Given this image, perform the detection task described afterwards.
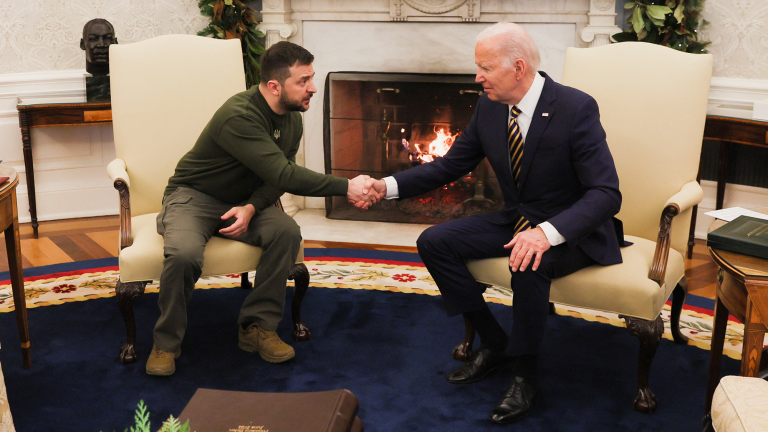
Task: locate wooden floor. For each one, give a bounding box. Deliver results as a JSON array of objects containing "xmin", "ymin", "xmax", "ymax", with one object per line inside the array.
[{"xmin": 0, "ymin": 215, "xmax": 719, "ymax": 300}]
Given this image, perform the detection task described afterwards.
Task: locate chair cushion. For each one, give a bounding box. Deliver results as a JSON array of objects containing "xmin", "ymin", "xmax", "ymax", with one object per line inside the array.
[
  {"xmin": 119, "ymin": 213, "xmax": 304, "ymax": 283},
  {"xmin": 712, "ymin": 376, "xmax": 768, "ymax": 432},
  {"xmin": 466, "ymin": 235, "xmax": 685, "ymax": 321}
]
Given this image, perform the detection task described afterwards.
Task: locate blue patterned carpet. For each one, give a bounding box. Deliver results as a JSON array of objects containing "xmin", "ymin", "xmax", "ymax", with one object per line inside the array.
[{"xmin": 0, "ymin": 251, "xmax": 739, "ymax": 432}]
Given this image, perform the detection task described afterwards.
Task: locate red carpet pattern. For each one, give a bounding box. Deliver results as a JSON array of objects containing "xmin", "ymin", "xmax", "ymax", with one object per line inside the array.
[{"xmin": 0, "ymin": 258, "xmax": 757, "ymax": 360}]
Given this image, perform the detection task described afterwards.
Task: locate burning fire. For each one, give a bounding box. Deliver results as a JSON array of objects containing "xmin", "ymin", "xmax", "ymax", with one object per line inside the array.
[{"xmin": 402, "ymin": 127, "xmax": 460, "ymax": 163}]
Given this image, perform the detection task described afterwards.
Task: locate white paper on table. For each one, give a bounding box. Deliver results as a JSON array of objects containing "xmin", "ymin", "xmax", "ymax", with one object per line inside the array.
[{"xmin": 704, "ymin": 207, "xmax": 768, "ymax": 222}]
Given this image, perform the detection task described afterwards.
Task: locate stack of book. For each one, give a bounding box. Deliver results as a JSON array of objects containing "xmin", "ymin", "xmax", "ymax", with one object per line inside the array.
[
  {"xmin": 707, "ymin": 215, "xmax": 768, "ymax": 260},
  {"xmin": 178, "ymin": 388, "xmax": 363, "ymax": 432}
]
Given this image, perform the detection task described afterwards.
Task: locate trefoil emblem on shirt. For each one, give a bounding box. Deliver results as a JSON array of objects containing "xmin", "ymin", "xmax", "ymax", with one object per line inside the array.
[{"xmin": 273, "ymin": 129, "xmax": 281, "ymax": 139}]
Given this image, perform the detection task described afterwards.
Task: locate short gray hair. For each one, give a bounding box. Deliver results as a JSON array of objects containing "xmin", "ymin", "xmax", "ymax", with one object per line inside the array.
[{"xmin": 477, "ymin": 23, "xmax": 540, "ymax": 75}]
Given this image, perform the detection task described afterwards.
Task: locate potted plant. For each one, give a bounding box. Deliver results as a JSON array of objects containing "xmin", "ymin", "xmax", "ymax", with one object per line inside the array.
[
  {"xmin": 613, "ymin": 0, "xmax": 710, "ymax": 53},
  {"xmin": 198, "ymin": 0, "xmax": 266, "ymax": 87}
]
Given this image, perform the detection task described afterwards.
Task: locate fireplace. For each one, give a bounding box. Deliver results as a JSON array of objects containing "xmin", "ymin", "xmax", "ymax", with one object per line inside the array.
[{"xmin": 324, "ymin": 72, "xmax": 503, "ymax": 224}]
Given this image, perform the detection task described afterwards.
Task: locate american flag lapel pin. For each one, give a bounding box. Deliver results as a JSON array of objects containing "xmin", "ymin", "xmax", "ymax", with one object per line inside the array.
[{"xmin": 542, "ymin": 113, "xmax": 549, "ymax": 117}]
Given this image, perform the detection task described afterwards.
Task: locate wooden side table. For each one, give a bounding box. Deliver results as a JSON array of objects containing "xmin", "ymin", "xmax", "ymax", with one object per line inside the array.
[
  {"xmin": 16, "ymin": 99, "xmax": 112, "ymax": 238},
  {"xmin": 687, "ymin": 112, "xmax": 768, "ymax": 259},
  {"xmin": 0, "ymin": 165, "xmax": 32, "ymax": 369},
  {"xmin": 705, "ymin": 213, "xmax": 768, "ymax": 412}
]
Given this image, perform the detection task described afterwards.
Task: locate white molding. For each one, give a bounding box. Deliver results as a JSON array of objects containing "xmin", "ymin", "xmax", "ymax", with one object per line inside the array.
[
  {"xmin": 0, "ymin": 69, "xmax": 87, "ymax": 114},
  {"xmin": 709, "ymin": 76, "xmax": 768, "ymax": 104},
  {"xmin": 16, "ymin": 187, "xmax": 119, "ymax": 223},
  {"xmin": 0, "ymin": 69, "xmax": 86, "ymax": 87},
  {"xmin": 0, "ymin": 68, "xmax": 117, "ymax": 222}
]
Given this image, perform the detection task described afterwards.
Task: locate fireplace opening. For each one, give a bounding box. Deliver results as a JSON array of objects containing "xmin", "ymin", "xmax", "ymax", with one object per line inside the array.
[{"xmin": 323, "ymin": 72, "xmax": 503, "ymax": 224}]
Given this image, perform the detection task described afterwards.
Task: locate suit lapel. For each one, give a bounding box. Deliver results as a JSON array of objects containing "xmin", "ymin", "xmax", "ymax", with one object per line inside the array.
[{"xmin": 517, "ymin": 73, "xmax": 557, "ymax": 193}]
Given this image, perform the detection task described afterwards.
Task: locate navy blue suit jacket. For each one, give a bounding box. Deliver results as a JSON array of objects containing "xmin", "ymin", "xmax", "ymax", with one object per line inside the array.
[{"xmin": 393, "ymin": 72, "xmax": 623, "ymax": 266}]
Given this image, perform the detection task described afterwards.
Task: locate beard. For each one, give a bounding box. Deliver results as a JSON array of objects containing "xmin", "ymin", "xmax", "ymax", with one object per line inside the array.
[{"xmin": 279, "ymin": 92, "xmax": 309, "ymax": 112}]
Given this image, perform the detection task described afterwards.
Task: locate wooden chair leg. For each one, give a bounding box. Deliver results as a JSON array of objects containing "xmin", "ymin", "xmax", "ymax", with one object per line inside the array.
[
  {"xmin": 621, "ymin": 314, "xmax": 664, "ymax": 414},
  {"xmin": 452, "ymin": 317, "xmax": 475, "ymax": 361},
  {"xmin": 116, "ymin": 279, "xmax": 148, "ymax": 364},
  {"xmin": 240, "ymin": 272, "xmax": 252, "ymax": 289},
  {"xmin": 289, "ymin": 263, "xmax": 311, "ymax": 341},
  {"xmin": 671, "ymin": 280, "xmax": 689, "ymax": 345},
  {"xmin": 687, "ymin": 204, "xmax": 698, "ymax": 259}
]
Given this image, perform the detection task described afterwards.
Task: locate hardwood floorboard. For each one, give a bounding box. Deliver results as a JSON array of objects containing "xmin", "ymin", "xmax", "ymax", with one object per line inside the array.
[
  {"xmin": 84, "ymin": 231, "xmax": 119, "ymax": 257},
  {"xmin": 49, "ymin": 235, "xmax": 97, "ymax": 262},
  {"xmin": 19, "ymin": 237, "xmax": 73, "ymax": 267},
  {"xmin": 303, "ymin": 239, "xmax": 418, "ymax": 253},
  {"xmin": 69, "ymin": 233, "xmax": 114, "ymax": 260},
  {"xmin": 19, "ymin": 225, "xmax": 117, "ymax": 241}
]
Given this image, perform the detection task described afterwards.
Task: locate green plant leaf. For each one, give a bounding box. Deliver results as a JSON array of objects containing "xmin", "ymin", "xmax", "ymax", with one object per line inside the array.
[
  {"xmin": 637, "ymin": 28, "xmax": 648, "ymax": 40},
  {"xmin": 224, "ymin": 0, "xmax": 233, "ymax": 5},
  {"xmin": 646, "ymin": 5, "xmax": 672, "ymax": 20},
  {"xmin": 210, "ymin": 24, "xmax": 224, "ymax": 39},
  {"xmin": 631, "ymin": 6, "xmax": 645, "ymax": 33},
  {"xmin": 624, "ymin": 1, "xmax": 636, "ymax": 9},
  {"xmin": 130, "ymin": 400, "xmax": 151, "ymax": 432},
  {"xmin": 674, "ymin": 2, "xmax": 685, "ymax": 23}
]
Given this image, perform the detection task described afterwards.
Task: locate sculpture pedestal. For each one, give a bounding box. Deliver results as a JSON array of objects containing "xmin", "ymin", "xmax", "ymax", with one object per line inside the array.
[{"xmin": 85, "ymin": 75, "xmax": 111, "ymax": 102}]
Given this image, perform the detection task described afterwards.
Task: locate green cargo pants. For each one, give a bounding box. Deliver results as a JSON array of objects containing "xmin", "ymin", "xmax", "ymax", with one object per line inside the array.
[{"xmin": 153, "ymin": 187, "xmax": 301, "ymax": 352}]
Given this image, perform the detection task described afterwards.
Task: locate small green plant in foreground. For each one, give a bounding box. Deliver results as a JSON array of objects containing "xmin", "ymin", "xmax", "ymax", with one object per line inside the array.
[{"xmin": 103, "ymin": 400, "xmax": 191, "ymax": 432}]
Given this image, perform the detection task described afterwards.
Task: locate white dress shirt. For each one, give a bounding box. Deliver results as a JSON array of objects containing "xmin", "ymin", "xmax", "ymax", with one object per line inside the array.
[{"xmin": 383, "ymin": 72, "xmax": 565, "ymax": 246}]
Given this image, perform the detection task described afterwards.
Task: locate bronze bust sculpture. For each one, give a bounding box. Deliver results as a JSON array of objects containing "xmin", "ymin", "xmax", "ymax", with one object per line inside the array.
[{"xmin": 80, "ymin": 19, "xmax": 118, "ymax": 76}]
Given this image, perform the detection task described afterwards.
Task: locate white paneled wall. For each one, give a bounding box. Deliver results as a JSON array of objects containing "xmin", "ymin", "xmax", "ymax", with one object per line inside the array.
[
  {"xmin": 0, "ymin": 70, "xmax": 120, "ymax": 222},
  {"xmin": 0, "ymin": 0, "xmax": 207, "ymax": 223}
]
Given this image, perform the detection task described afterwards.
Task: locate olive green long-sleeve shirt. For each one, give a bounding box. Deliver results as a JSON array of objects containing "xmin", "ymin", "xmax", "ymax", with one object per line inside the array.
[{"xmin": 165, "ymin": 86, "xmax": 347, "ymax": 212}]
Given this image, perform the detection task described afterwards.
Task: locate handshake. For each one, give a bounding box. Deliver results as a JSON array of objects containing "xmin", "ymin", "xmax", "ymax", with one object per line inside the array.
[{"xmin": 346, "ymin": 175, "xmax": 387, "ymax": 211}]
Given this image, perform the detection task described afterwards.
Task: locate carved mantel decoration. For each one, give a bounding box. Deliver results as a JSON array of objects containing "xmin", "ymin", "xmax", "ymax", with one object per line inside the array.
[
  {"xmin": 257, "ymin": 0, "xmax": 298, "ymax": 48},
  {"xmin": 584, "ymin": 0, "xmax": 622, "ymax": 47},
  {"xmin": 390, "ymin": 0, "xmax": 479, "ymax": 22}
]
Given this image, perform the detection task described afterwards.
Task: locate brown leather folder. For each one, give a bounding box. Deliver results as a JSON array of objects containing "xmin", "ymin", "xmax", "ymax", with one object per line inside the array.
[{"xmin": 178, "ymin": 388, "xmax": 363, "ymax": 432}]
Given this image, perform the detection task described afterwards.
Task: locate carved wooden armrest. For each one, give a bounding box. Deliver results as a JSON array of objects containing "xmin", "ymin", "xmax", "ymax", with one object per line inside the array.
[
  {"xmin": 107, "ymin": 158, "xmax": 132, "ymax": 250},
  {"xmin": 648, "ymin": 181, "xmax": 704, "ymax": 286}
]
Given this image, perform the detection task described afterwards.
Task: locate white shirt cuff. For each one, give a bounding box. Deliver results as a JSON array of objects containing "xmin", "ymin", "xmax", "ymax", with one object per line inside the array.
[
  {"xmin": 383, "ymin": 176, "xmax": 399, "ymax": 199},
  {"xmin": 538, "ymin": 222, "xmax": 565, "ymax": 246}
]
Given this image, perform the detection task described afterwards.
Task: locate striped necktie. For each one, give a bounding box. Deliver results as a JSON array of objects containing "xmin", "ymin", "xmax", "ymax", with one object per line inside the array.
[{"xmin": 508, "ymin": 105, "xmax": 530, "ymax": 236}]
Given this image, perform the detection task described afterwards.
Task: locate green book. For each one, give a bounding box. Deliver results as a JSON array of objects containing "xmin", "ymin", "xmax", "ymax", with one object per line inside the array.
[{"xmin": 707, "ymin": 215, "xmax": 768, "ymax": 260}]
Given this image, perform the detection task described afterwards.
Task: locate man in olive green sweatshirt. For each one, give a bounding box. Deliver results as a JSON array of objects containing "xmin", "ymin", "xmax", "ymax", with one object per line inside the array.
[{"xmin": 146, "ymin": 41, "xmax": 378, "ymax": 376}]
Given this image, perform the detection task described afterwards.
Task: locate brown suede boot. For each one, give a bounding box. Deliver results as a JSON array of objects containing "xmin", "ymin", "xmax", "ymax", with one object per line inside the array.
[
  {"xmin": 145, "ymin": 344, "xmax": 181, "ymax": 376},
  {"xmin": 238, "ymin": 324, "xmax": 295, "ymax": 363}
]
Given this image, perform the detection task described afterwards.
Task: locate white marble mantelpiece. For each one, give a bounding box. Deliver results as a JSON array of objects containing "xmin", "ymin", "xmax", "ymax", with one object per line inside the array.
[{"xmin": 263, "ymin": 0, "xmax": 620, "ymax": 210}]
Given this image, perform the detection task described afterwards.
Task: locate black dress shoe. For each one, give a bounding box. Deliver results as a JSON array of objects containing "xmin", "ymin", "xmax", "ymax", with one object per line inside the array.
[
  {"xmin": 489, "ymin": 375, "xmax": 539, "ymax": 424},
  {"xmin": 447, "ymin": 347, "xmax": 513, "ymax": 384}
]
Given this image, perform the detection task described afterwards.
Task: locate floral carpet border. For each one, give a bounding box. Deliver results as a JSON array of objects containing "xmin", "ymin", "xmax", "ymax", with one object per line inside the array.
[{"xmin": 0, "ymin": 259, "xmax": 753, "ymax": 360}]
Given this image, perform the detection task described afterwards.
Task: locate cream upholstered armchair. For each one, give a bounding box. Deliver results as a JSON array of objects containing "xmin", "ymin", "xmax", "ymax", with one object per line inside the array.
[
  {"xmin": 107, "ymin": 35, "xmax": 310, "ymax": 365},
  {"xmin": 459, "ymin": 42, "xmax": 713, "ymax": 413}
]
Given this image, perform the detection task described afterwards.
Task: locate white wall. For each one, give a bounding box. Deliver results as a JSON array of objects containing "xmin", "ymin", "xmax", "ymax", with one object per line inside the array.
[{"xmin": 2, "ymin": 0, "xmax": 768, "ymax": 232}]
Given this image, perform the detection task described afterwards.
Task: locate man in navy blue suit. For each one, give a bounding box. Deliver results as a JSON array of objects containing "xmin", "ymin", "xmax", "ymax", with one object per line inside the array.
[{"xmin": 363, "ymin": 23, "xmax": 624, "ymax": 423}]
